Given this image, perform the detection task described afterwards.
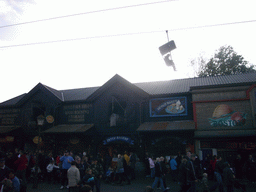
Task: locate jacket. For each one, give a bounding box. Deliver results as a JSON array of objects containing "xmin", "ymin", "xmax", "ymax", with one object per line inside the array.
[
  {"xmin": 67, "ymin": 166, "xmax": 80, "ymax": 187},
  {"xmin": 154, "ymin": 162, "xmax": 163, "ymax": 177},
  {"xmin": 14, "ymin": 155, "xmax": 28, "ymax": 171}
]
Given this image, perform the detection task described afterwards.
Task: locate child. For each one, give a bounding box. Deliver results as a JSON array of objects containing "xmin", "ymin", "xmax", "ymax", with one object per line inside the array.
[
  {"xmin": 46, "ymin": 160, "xmax": 59, "ymax": 184},
  {"xmin": 79, "ymin": 168, "xmax": 95, "ymax": 189},
  {"xmin": 202, "ymin": 173, "xmax": 210, "ymax": 192}
]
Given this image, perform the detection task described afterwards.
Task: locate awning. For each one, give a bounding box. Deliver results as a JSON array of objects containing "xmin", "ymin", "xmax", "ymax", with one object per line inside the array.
[
  {"xmin": 137, "ymin": 121, "xmax": 195, "ymax": 131},
  {"xmin": 0, "ymin": 126, "xmax": 20, "ymax": 134},
  {"xmin": 195, "ymin": 129, "xmax": 256, "ymax": 138},
  {"xmin": 44, "ymin": 124, "xmax": 94, "ymax": 133}
]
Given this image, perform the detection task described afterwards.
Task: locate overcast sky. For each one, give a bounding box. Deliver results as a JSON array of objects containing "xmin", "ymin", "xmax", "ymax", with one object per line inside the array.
[{"xmin": 1, "ymin": 0, "xmax": 256, "ymax": 103}]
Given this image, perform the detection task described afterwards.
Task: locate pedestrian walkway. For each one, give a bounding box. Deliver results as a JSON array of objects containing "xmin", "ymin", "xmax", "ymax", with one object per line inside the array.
[
  {"xmin": 27, "ymin": 174, "xmax": 180, "ymax": 192},
  {"xmin": 27, "ymin": 174, "xmax": 256, "ymax": 192}
]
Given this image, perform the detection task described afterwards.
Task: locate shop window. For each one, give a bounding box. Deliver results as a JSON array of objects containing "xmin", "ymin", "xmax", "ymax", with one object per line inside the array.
[{"xmin": 109, "ymin": 97, "xmax": 126, "ymax": 127}]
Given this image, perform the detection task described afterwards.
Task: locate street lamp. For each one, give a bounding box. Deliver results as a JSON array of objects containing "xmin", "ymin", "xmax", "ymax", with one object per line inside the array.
[{"xmin": 32, "ymin": 115, "xmax": 44, "ymax": 188}]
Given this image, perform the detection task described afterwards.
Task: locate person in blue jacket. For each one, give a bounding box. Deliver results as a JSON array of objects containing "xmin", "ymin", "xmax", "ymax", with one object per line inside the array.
[
  {"xmin": 60, "ymin": 151, "xmax": 74, "ymax": 190},
  {"xmin": 170, "ymin": 156, "xmax": 178, "ymax": 182}
]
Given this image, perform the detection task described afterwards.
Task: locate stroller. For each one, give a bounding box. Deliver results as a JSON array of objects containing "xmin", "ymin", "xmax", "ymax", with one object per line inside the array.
[{"xmin": 105, "ymin": 168, "xmax": 116, "ymax": 184}]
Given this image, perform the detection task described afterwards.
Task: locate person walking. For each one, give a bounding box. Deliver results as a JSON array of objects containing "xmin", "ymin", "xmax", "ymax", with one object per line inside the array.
[
  {"xmin": 151, "ymin": 158, "xmax": 168, "ymax": 192},
  {"xmin": 186, "ymin": 154, "xmax": 198, "ymax": 192}
]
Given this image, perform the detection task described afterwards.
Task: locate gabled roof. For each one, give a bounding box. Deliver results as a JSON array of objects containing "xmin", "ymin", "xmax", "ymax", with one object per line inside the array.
[
  {"xmin": 60, "ymin": 87, "xmax": 99, "ymax": 102},
  {"xmin": 0, "ymin": 94, "xmax": 27, "ymax": 107},
  {"xmin": 86, "ymin": 74, "xmax": 149, "ymax": 102},
  {"xmin": 1, "ymin": 73, "xmax": 256, "ymax": 107},
  {"xmin": 15, "ymin": 83, "xmax": 63, "ymax": 106}
]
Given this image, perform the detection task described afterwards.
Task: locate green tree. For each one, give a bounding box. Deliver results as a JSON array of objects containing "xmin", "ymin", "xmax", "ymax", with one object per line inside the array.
[{"xmin": 197, "ymin": 45, "xmax": 255, "ymax": 77}]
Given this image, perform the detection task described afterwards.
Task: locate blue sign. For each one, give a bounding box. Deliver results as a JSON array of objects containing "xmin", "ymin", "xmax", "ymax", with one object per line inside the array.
[
  {"xmin": 103, "ymin": 136, "xmax": 134, "ymax": 145},
  {"xmin": 150, "ymin": 97, "xmax": 187, "ymax": 117}
]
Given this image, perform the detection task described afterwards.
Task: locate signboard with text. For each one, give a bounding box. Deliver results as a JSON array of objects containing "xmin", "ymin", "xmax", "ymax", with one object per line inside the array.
[
  {"xmin": 62, "ymin": 104, "xmax": 92, "ymax": 123},
  {"xmin": 150, "ymin": 97, "xmax": 187, "ymax": 117},
  {"xmin": 0, "ymin": 108, "xmax": 20, "ymax": 125}
]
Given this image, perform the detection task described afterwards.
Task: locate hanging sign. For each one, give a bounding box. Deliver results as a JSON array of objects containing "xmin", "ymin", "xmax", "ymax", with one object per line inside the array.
[
  {"xmin": 103, "ymin": 136, "xmax": 134, "ymax": 145},
  {"xmin": 33, "ymin": 136, "xmax": 42, "ymax": 144},
  {"xmin": 46, "ymin": 115, "xmax": 54, "ymax": 124}
]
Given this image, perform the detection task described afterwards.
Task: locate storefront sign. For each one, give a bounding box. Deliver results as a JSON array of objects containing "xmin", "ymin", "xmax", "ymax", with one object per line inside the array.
[
  {"xmin": 103, "ymin": 136, "xmax": 134, "ymax": 145},
  {"xmin": 0, "ymin": 136, "xmax": 14, "ymax": 143},
  {"xmin": 201, "ymin": 141, "xmax": 256, "ymax": 149},
  {"xmin": 63, "ymin": 104, "xmax": 92, "ymax": 123},
  {"xmin": 208, "ymin": 104, "xmax": 247, "ymax": 127},
  {"xmin": 150, "ymin": 97, "xmax": 187, "ymax": 117},
  {"xmin": 0, "ymin": 108, "xmax": 20, "ymax": 125}
]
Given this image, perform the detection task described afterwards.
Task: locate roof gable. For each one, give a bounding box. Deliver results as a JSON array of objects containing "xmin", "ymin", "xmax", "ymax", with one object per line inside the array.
[
  {"xmin": 16, "ymin": 83, "xmax": 63, "ymax": 106},
  {"xmin": 0, "ymin": 94, "xmax": 27, "ymax": 107},
  {"xmin": 86, "ymin": 74, "xmax": 149, "ymax": 102}
]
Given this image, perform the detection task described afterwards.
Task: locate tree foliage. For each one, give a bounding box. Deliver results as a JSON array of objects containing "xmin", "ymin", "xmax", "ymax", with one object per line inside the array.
[{"xmin": 197, "ymin": 46, "xmax": 255, "ymax": 77}]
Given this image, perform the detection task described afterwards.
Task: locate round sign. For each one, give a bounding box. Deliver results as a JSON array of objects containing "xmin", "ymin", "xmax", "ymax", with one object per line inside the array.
[
  {"xmin": 33, "ymin": 136, "xmax": 42, "ymax": 144},
  {"xmin": 46, "ymin": 115, "xmax": 54, "ymax": 123},
  {"xmin": 70, "ymin": 137, "xmax": 80, "ymax": 144}
]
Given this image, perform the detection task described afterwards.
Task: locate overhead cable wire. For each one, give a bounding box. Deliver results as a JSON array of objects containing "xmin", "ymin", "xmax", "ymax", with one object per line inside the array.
[
  {"xmin": 0, "ymin": 0, "xmax": 177, "ymax": 29},
  {"xmin": 1, "ymin": 19, "xmax": 256, "ymax": 49}
]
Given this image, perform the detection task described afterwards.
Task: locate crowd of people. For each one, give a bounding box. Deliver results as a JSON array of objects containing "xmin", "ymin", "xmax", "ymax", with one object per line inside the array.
[
  {"xmin": 0, "ymin": 148, "xmax": 138, "ymax": 192},
  {"xmin": 0, "ymin": 147, "xmax": 256, "ymax": 192},
  {"xmin": 144, "ymin": 151, "xmax": 256, "ymax": 192}
]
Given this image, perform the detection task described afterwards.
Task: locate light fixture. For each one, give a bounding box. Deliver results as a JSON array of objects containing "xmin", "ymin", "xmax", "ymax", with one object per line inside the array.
[{"xmin": 37, "ymin": 115, "xmax": 45, "ymax": 126}]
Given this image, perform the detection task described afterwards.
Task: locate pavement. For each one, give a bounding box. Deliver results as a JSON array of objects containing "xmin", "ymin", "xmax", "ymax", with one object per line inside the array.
[{"xmin": 27, "ymin": 173, "xmax": 256, "ymax": 192}]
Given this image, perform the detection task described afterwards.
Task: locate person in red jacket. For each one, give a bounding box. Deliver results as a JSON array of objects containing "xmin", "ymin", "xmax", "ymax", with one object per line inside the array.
[{"xmin": 14, "ymin": 150, "xmax": 28, "ymax": 186}]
